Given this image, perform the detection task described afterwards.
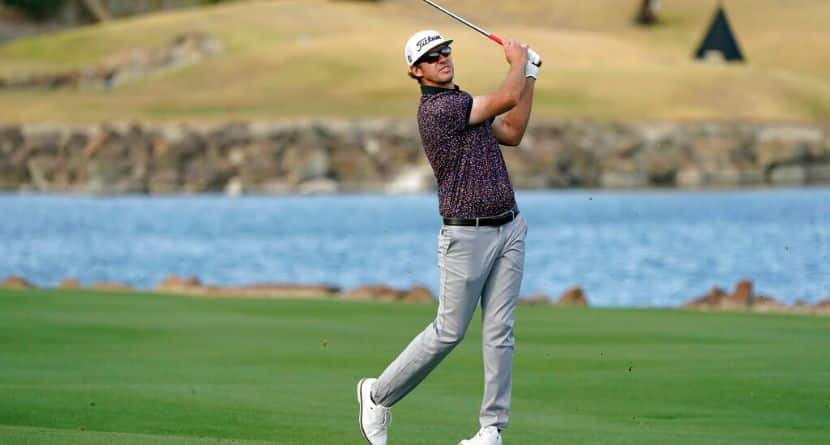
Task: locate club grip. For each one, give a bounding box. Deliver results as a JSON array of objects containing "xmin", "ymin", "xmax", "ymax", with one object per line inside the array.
[
  {"xmin": 492, "ymin": 34, "xmax": 542, "ymax": 67},
  {"xmin": 488, "ymin": 34, "xmax": 504, "ymax": 45}
]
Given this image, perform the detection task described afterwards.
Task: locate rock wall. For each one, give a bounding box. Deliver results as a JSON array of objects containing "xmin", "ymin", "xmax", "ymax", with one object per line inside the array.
[
  {"xmin": 4, "ymin": 274, "xmax": 828, "ymax": 315},
  {"xmin": 1, "ymin": 120, "xmax": 829, "ymax": 194}
]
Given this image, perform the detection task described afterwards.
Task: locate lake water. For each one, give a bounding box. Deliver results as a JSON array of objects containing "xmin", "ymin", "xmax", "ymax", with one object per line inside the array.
[{"xmin": 1, "ymin": 188, "xmax": 828, "ymax": 307}]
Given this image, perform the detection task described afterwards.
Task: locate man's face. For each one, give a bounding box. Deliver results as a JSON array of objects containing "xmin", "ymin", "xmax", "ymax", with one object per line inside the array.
[{"xmin": 411, "ymin": 44, "xmax": 454, "ymax": 86}]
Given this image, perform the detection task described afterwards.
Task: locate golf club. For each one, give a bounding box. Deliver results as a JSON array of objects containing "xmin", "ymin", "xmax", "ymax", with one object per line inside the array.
[{"xmin": 420, "ymin": 0, "xmax": 542, "ymax": 67}]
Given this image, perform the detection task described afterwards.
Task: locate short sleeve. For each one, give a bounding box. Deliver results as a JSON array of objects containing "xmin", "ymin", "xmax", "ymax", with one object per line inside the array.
[{"xmin": 420, "ymin": 92, "xmax": 473, "ymax": 134}]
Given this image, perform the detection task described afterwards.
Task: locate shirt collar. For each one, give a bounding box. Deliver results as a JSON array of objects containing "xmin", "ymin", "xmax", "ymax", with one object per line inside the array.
[{"xmin": 421, "ymin": 84, "xmax": 460, "ymax": 95}]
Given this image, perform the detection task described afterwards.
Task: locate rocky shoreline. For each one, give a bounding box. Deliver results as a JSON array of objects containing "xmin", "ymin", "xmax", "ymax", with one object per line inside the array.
[
  {"xmin": 3, "ymin": 275, "xmax": 828, "ymax": 316},
  {"xmin": 2, "ymin": 120, "xmax": 829, "ymax": 194}
]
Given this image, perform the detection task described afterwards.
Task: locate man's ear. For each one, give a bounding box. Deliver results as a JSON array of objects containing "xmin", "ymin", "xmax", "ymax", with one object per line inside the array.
[{"xmin": 409, "ymin": 65, "xmax": 423, "ymax": 79}]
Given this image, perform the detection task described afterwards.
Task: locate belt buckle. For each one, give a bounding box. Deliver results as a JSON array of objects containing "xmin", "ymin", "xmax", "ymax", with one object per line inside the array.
[{"xmin": 475, "ymin": 217, "xmax": 480, "ymax": 228}]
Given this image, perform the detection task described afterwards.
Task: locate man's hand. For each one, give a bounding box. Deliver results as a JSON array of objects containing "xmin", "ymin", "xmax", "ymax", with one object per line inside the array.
[
  {"xmin": 503, "ymin": 39, "xmax": 528, "ymax": 67},
  {"xmin": 525, "ymin": 47, "xmax": 541, "ymax": 79}
]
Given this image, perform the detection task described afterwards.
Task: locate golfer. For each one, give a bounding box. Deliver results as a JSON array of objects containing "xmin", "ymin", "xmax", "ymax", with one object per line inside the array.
[{"xmin": 358, "ymin": 30, "xmax": 538, "ymax": 445}]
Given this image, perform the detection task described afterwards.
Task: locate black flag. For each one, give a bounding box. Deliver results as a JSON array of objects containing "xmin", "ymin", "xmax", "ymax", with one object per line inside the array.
[{"xmin": 694, "ymin": 5, "xmax": 745, "ymax": 62}]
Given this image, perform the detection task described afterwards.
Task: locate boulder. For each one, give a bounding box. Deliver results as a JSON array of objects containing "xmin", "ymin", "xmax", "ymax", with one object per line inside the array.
[
  {"xmin": 682, "ymin": 287, "xmax": 727, "ymax": 309},
  {"xmin": 757, "ymin": 126, "xmax": 824, "ymax": 145},
  {"xmin": 736, "ymin": 168, "xmax": 765, "ymax": 186},
  {"xmin": 676, "ymin": 166, "xmax": 705, "ymax": 188},
  {"xmin": 547, "ymin": 143, "xmax": 602, "ymax": 188},
  {"xmin": 642, "ymin": 148, "xmax": 681, "ymax": 186},
  {"xmin": 813, "ymin": 299, "xmax": 830, "ymax": 314},
  {"xmin": 689, "ymin": 135, "xmax": 741, "ymax": 167},
  {"xmin": 89, "ymin": 282, "xmax": 133, "ymax": 292},
  {"xmin": 684, "ymin": 281, "xmax": 792, "ymax": 314},
  {"xmin": 329, "ymin": 144, "xmax": 383, "ymax": 187},
  {"xmin": 386, "ymin": 164, "xmax": 435, "ymax": 194},
  {"xmin": 0, "ymin": 153, "xmax": 28, "ymax": 188},
  {"xmin": 85, "ymin": 159, "xmax": 147, "ymax": 194},
  {"xmin": 224, "ymin": 176, "xmax": 245, "ymax": 196},
  {"xmin": 703, "ymin": 166, "xmax": 743, "ymax": 187},
  {"xmin": 181, "ymin": 157, "xmax": 234, "ymax": 193},
  {"xmin": 363, "ymin": 134, "xmax": 421, "ymax": 179},
  {"xmin": 260, "ymin": 180, "xmax": 293, "ymax": 194},
  {"xmin": 554, "ymin": 286, "xmax": 589, "ymax": 307},
  {"xmin": 183, "ymin": 276, "xmax": 202, "ymax": 286},
  {"xmin": 298, "ymin": 178, "xmax": 339, "ymax": 194},
  {"xmin": 236, "ymin": 141, "xmax": 283, "ymax": 185},
  {"xmin": 724, "ymin": 279, "xmax": 753, "ymax": 308},
  {"xmin": 343, "ymin": 285, "xmax": 406, "ymax": 302},
  {"xmin": 155, "ymin": 275, "xmax": 203, "ymax": 294},
  {"xmin": 62, "ymin": 130, "xmax": 91, "ymax": 157},
  {"xmin": 600, "ymin": 170, "xmax": 649, "ymax": 188},
  {"xmin": 81, "ymin": 128, "xmax": 112, "ymax": 159},
  {"xmin": 403, "ymin": 285, "xmax": 435, "ymax": 303},
  {"xmin": 58, "ymin": 278, "xmax": 81, "ymax": 289},
  {"xmin": 152, "ymin": 124, "xmax": 207, "ymax": 166},
  {"xmin": 21, "ymin": 123, "xmax": 65, "ymax": 156},
  {"xmin": 752, "ymin": 295, "xmax": 787, "ymax": 313},
  {"xmin": 205, "ymin": 283, "xmax": 339, "ymax": 299},
  {"xmin": 280, "ymin": 145, "xmax": 330, "ymax": 184},
  {"xmin": 147, "ymin": 168, "xmax": 180, "ymax": 194},
  {"xmin": 723, "ymin": 279, "xmax": 788, "ymax": 312},
  {"xmin": 499, "ymin": 136, "xmax": 559, "ymax": 189},
  {"xmin": 208, "ymin": 121, "xmax": 251, "ymax": 152},
  {"xmin": 519, "ymin": 293, "xmax": 550, "ymax": 306},
  {"xmin": 2, "ymin": 275, "xmax": 33, "ymax": 289},
  {"xmin": 154, "ymin": 276, "xmax": 346, "ymax": 298},
  {"xmin": 755, "ymin": 126, "xmax": 823, "ymax": 168},
  {"xmin": 769, "ymin": 165, "xmax": 807, "ymax": 186},
  {"xmin": 0, "ymin": 124, "xmax": 23, "ymax": 154},
  {"xmin": 806, "ymin": 163, "xmax": 830, "ymax": 184}
]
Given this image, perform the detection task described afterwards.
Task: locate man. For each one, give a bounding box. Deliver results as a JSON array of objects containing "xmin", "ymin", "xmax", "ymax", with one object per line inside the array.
[{"xmin": 358, "ymin": 29, "xmax": 539, "ymax": 445}]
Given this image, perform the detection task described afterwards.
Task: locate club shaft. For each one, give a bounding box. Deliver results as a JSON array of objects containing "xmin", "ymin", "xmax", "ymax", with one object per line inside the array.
[
  {"xmin": 420, "ymin": 0, "xmax": 493, "ymax": 39},
  {"xmin": 419, "ymin": 0, "xmax": 542, "ymax": 66}
]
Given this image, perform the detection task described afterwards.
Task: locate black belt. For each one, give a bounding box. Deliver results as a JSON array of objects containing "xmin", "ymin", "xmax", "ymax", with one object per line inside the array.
[{"xmin": 443, "ymin": 207, "xmax": 520, "ymax": 227}]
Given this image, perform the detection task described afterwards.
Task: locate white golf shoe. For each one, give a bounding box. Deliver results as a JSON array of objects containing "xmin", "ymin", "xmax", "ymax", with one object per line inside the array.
[
  {"xmin": 459, "ymin": 426, "xmax": 502, "ymax": 445},
  {"xmin": 357, "ymin": 378, "xmax": 390, "ymax": 445}
]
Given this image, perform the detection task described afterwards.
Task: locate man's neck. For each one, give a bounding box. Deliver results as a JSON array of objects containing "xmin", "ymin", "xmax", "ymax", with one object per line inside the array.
[{"xmin": 422, "ymin": 80, "xmax": 455, "ymax": 90}]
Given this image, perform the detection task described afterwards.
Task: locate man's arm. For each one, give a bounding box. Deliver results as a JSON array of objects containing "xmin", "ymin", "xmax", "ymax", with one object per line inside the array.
[
  {"xmin": 468, "ymin": 39, "xmax": 527, "ymax": 127},
  {"xmin": 491, "ymin": 77, "xmax": 535, "ymax": 146}
]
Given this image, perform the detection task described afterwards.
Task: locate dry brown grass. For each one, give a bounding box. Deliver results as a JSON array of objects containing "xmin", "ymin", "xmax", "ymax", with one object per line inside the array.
[{"xmin": 1, "ymin": 0, "xmax": 829, "ymax": 123}]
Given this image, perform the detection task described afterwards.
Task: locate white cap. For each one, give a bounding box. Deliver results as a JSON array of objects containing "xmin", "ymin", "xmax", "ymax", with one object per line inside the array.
[{"xmin": 404, "ymin": 30, "xmax": 453, "ymax": 67}]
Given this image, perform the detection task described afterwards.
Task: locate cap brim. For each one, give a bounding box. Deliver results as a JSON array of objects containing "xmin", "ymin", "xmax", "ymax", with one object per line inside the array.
[{"xmin": 410, "ymin": 39, "xmax": 454, "ymax": 66}]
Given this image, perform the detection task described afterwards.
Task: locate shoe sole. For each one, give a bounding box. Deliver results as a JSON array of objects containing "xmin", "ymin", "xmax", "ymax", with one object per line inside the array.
[{"xmin": 357, "ymin": 378, "xmax": 373, "ymax": 445}]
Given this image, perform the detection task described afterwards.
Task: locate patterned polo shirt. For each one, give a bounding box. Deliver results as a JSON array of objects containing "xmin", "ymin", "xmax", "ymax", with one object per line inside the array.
[{"xmin": 417, "ymin": 85, "xmax": 517, "ymax": 218}]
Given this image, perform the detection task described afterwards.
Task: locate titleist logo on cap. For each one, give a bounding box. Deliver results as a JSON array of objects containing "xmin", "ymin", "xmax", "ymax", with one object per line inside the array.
[{"xmin": 417, "ymin": 35, "xmax": 441, "ymax": 50}]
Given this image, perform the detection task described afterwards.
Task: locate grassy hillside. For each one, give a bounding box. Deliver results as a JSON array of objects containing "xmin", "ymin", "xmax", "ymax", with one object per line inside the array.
[
  {"xmin": 1, "ymin": 0, "xmax": 830, "ymax": 122},
  {"xmin": 1, "ymin": 288, "xmax": 828, "ymax": 444}
]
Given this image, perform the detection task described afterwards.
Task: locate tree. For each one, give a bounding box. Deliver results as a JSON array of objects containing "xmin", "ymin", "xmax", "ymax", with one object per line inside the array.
[
  {"xmin": 3, "ymin": 0, "xmax": 66, "ymax": 20},
  {"xmin": 80, "ymin": 0, "xmax": 111, "ymax": 22},
  {"xmin": 634, "ymin": 0, "xmax": 661, "ymax": 26}
]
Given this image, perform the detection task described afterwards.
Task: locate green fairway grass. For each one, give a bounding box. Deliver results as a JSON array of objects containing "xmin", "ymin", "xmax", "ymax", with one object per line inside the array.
[
  {"xmin": 1, "ymin": 288, "xmax": 828, "ymax": 444},
  {"xmin": 2, "ymin": 0, "xmax": 830, "ymax": 122}
]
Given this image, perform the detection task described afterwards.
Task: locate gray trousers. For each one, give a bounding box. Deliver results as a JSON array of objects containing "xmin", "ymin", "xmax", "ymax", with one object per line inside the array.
[{"xmin": 372, "ymin": 215, "xmax": 527, "ymax": 431}]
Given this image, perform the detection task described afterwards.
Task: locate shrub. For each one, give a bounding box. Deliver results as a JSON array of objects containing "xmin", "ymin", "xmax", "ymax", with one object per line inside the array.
[{"xmin": 3, "ymin": 0, "xmax": 67, "ymax": 20}]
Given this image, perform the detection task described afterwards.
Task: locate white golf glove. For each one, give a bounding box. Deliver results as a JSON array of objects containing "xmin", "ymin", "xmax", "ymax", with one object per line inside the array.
[{"xmin": 525, "ymin": 48, "xmax": 542, "ymax": 79}]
